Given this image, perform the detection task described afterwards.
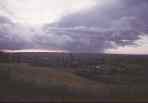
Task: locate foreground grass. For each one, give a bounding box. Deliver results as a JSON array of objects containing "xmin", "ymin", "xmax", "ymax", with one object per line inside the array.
[
  {"xmin": 0, "ymin": 63, "xmax": 148, "ymax": 102},
  {"xmin": 0, "ymin": 63, "xmax": 109, "ymax": 102}
]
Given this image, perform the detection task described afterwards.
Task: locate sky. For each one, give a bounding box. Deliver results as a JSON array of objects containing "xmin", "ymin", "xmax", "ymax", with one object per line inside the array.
[{"xmin": 0, "ymin": 0, "xmax": 148, "ymax": 54}]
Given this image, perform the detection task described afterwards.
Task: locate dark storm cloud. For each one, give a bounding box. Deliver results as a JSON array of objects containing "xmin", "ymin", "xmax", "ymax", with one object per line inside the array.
[
  {"xmin": 0, "ymin": 0, "xmax": 148, "ymax": 52},
  {"xmin": 43, "ymin": 0, "xmax": 148, "ymax": 52}
]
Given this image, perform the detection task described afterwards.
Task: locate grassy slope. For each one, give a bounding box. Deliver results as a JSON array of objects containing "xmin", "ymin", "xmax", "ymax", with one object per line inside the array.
[
  {"xmin": 0, "ymin": 63, "xmax": 148, "ymax": 102},
  {"xmin": 0, "ymin": 63, "xmax": 109, "ymax": 102}
]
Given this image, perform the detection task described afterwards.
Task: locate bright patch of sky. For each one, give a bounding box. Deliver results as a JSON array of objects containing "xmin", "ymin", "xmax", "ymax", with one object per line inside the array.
[{"xmin": 0, "ymin": 0, "xmax": 96, "ymax": 25}]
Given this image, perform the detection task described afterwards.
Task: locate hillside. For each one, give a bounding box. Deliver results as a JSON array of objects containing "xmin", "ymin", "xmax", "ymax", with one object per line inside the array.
[
  {"xmin": 0, "ymin": 53, "xmax": 148, "ymax": 102},
  {"xmin": 0, "ymin": 63, "xmax": 109, "ymax": 102}
]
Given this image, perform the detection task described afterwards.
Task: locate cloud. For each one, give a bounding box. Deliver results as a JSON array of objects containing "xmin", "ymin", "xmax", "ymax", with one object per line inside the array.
[
  {"xmin": 43, "ymin": 0, "xmax": 148, "ymax": 52},
  {"xmin": 0, "ymin": 16, "xmax": 35, "ymax": 49},
  {"xmin": 0, "ymin": 0, "xmax": 96, "ymax": 25},
  {"xmin": 0, "ymin": 0, "xmax": 148, "ymax": 53},
  {"xmin": 106, "ymin": 35, "xmax": 148, "ymax": 54}
]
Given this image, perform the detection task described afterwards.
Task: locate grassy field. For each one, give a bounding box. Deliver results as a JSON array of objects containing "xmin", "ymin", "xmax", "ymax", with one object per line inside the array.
[{"xmin": 0, "ymin": 52, "xmax": 148, "ymax": 102}]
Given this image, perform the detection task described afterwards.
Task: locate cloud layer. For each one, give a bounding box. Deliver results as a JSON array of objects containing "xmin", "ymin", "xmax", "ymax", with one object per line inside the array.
[{"xmin": 0, "ymin": 0, "xmax": 148, "ymax": 53}]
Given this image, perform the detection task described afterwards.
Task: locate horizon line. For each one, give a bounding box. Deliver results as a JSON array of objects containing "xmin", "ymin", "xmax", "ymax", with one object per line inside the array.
[
  {"xmin": 0, "ymin": 49, "xmax": 148, "ymax": 55},
  {"xmin": 0, "ymin": 49, "xmax": 69, "ymax": 53}
]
